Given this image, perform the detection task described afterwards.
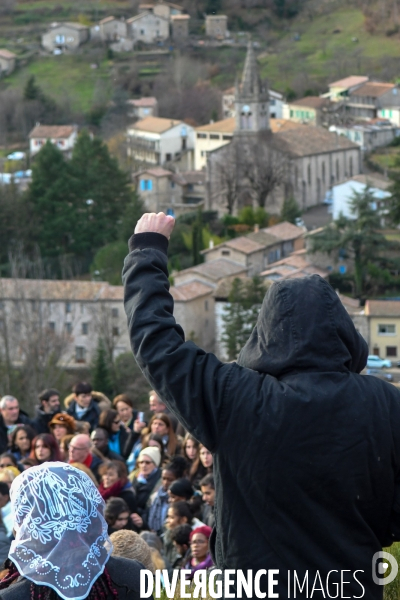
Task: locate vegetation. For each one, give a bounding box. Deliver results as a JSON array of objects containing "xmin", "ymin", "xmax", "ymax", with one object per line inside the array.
[
  {"xmin": 311, "ymin": 187, "xmax": 400, "ymax": 298},
  {"xmin": 222, "ymin": 276, "xmax": 267, "ymax": 361}
]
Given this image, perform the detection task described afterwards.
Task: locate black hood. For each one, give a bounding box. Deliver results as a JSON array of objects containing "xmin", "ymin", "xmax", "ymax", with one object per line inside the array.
[{"xmin": 237, "ymin": 275, "xmax": 368, "ymax": 376}]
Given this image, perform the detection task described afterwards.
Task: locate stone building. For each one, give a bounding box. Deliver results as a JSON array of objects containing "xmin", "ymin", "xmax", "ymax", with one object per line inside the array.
[
  {"xmin": 42, "ymin": 23, "xmax": 89, "ymax": 52},
  {"xmin": 127, "ymin": 97, "xmax": 158, "ymax": 120},
  {"xmin": 170, "ymin": 14, "xmax": 190, "ymax": 39},
  {"xmin": 0, "ymin": 50, "xmax": 16, "ymax": 76},
  {"xmin": 206, "ymin": 42, "xmax": 361, "ymax": 216},
  {"xmin": 126, "ymin": 12, "xmax": 169, "ymax": 44},
  {"xmin": 98, "ymin": 16, "xmax": 127, "ymax": 41},
  {"xmin": 205, "ymin": 15, "xmax": 228, "ymax": 38}
]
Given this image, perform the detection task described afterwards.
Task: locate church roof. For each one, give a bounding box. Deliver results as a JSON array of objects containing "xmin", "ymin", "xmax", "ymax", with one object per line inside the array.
[{"xmin": 273, "ymin": 125, "xmax": 359, "ymax": 157}]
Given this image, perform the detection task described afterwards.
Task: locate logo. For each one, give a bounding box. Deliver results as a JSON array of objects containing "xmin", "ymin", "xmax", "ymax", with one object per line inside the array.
[{"xmin": 372, "ymin": 551, "xmax": 398, "ymax": 585}]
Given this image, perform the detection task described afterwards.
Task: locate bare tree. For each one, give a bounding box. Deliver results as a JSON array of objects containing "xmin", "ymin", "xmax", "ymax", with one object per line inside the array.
[
  {"xmin": 209, "ymin": 142, "xmax": 242, "ymax": 214},
  {"xmin": 240, "ymin": 132, "xmax": 291, "ymax": 208}
]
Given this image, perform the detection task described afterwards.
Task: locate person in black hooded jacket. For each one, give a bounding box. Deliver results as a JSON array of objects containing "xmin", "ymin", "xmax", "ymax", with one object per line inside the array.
[{"xmin": 123, "ymin": 212, "xmax": 400, "ymax": 600}]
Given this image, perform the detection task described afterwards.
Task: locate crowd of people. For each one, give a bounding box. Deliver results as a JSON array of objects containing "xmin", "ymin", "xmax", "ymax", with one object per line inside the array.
[{"xmin": 0, "ymin": 383, "xmax": 216, "ymax": 586}]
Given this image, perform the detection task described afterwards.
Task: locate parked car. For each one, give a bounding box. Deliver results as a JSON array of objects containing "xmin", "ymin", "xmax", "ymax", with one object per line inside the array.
[
  {"xmin": 366, "ymin": 368, "xmax": 393, "ymax": 382},
  {"xmin": 366, "ymin": 355, "xmax": 392, "ymax": 369}
]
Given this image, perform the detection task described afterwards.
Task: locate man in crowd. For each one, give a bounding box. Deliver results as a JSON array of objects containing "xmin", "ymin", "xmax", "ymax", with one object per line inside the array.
[
  {"xmin": 67, "ymin": 382, "xmax": 100, "ymax": 432},
  {"xmin": 68, "ymin": 433, "xmax": 103, "ymax": 481},
  {"xmin": 31, "ymin": 388, "xmax": 61, "ymax": 434},
  {"xmin": 123, "ymin": 212, "xmax": 400, "ymax": 599},
  {"xmin": 200, "ymin": 474, "xmax": 215, "ymax": 528},
  {"xmin": 0, "ymin": 396, "xmax": 31, "ymax": 453},
  {"xmin": 90, "ymin": 427, "xmax": 124, "ymax": 462}
]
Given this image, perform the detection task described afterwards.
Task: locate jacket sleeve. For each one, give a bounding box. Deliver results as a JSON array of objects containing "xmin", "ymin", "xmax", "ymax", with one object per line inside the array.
[{"xmin": 122, "ymin": 233, "xmax": 234, "ymax": 453}]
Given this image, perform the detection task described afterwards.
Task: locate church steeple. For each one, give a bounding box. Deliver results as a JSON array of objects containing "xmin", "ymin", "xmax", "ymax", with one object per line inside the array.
[{"xmin": 235, "ymin": 40, "xmax": 269, "ymax": 135}]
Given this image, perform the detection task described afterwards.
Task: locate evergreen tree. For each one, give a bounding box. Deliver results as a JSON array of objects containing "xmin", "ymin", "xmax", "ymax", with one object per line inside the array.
[
  {"xmin": 91, "ymin": 338, "xmax": 114, "ymax": 398},
  {"xmin": 222, "ymin": 276, "xmax": 266, "ymax": 360},
  {"xmin": 192, "ymin": 209, "xmax": 204, "ymax": 265},
  {"xmin": 68, "ymin": 131, "xmax": 133, "ymax": 255},
  {"xmin": 24, "ymin": 75, "xmax": 41, "ymax": 101},
  {"xmin": 119, "ymin": 192, "xmax": 145, "ymax": 242},
  {"xmin": 311, "ymin": 187, "xmax": 397, "ymax": 297},
  {"xmin": 280, "ymin": 196, "xmax": 301, "ymax": 224},
  {"xmin": 28, "ymin": 141, "xmax": 76, "ymax": 257}
]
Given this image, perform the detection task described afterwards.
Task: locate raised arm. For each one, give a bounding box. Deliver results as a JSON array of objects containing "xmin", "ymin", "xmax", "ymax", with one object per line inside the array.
[{"xmin": 122, "ymin": 213, "xmax": 233, "ymax": 452}]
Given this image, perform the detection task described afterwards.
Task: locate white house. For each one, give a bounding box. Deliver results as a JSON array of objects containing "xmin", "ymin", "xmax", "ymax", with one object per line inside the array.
[
  {"xmin": 194, "ymin": 117, "xmax": 235, "ymax": 170},
  {"xmin": 29, "ymin": 125, "xmax": 78, "ymax": 156},
  {"xmin": 332, "ymin": 176, "xmax": 391, "ymax": 221},
  {"xmin": 378, "ymin": 107, "xmax": 400, "ymax": 127},
  {"xmin": 329, "ymin": 119, "xmax": 400, "ymax": 153},
  {"xmin": 127, "ymin": 97, "xmax": 158, "ymax": 119},
  {"xmin": 127, "ymin": 116, "xmax": 195, "ymax": 167}
]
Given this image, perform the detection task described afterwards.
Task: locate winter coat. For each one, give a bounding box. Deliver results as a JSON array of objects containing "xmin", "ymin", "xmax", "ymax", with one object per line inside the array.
[
  {"xmin": 0, "ymin": 412, "xmax": 32, "ymax": 455},
  {"xmin": 123, "ymin": 232, "xmax": 400, "ymax": 600},
  {"xmin": 0, "ymin": 556, "xmax": 147, "ymax": 599},
  {"xmin": 31, "ymin": 405, "xmax": 59, "ymax": 434},
  {"xmin": 66, "ymin": 399, "xmax": 100, "ymax": 432},
  {"xmin": 63, "ymin": 390, "xmax": 111, "ymax": 413}
]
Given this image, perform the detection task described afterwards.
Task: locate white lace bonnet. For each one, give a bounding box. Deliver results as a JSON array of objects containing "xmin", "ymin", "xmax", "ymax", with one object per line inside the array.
[{"xmin": 8, "ymin": 462, "xmax": 113, "ymax": 600}]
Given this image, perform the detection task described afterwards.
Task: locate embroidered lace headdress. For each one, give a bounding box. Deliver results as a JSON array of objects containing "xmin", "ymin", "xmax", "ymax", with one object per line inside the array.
[{"xmin": 8, "ymin": 462, "xmax": 113, "ymax": 600}]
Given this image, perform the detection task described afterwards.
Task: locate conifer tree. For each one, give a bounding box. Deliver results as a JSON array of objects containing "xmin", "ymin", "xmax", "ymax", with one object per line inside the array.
[{"xmin": 92, "ymin": 338, "xmax": 114, "ymax": 398}]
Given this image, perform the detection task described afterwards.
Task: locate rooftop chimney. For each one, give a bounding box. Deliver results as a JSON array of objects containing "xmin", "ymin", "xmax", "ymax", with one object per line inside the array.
[
  {"xmin": 209, "ymin": 240, "xmax": 214, "ymax": 249},
  {"xmin": 254, "ymin": 224, "xmax": 259, "ymax": 232}
]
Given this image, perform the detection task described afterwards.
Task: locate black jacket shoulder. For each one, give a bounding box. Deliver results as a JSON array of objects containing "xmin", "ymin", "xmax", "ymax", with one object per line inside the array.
[{"xmin": 0, "ymin": 557, "xmax": 148, "ymax": 600}]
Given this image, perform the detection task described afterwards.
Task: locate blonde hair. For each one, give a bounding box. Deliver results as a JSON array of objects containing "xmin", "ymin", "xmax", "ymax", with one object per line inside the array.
[
  {"xmin": 0, "ymin": 467, "xmax": 18, "ymax": 484},
  {"xmin": 109, "ymin": 530, "xmax": 154, "ymax": 571}
]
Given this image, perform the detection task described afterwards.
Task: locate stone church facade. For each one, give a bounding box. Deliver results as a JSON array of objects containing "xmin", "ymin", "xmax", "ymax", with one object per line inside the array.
[{"xmin": 206, "ymin": 42, "xmax": 361, "ymax": 216}]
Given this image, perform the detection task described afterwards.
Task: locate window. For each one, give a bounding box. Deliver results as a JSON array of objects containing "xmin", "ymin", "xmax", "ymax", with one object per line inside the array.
[
  {"xmin": 166, "ymin": 153, "xmax": 172, "ymax": 161},
  {"xmin": 112, "ymin": 308, "xmax": 119, "ymax": 318},
  {"xmin": 307, "ymin": 165, "xmax": 311, "ymax": 185},
  {"xmin": 221, "ymin": 250, "xmax": 230, "ymax": 256},
  {"xmin": 205, "ymin": 300, "xmax": 209, "ymax": 311},
  {"xmin": 140, "ymin": 29, "xmax": 145, "ymax": 34},
  {"xmin": 197, "ymin": 133, "xmax": 207, "ymax": 139},
  {"xmin": 82, "ymin": 323, "xmax": 89, "ymax": 335},
  {"xmin": 386, "ymin": 346, "xmax": 398, "ymax": 357},
  {"xmin": 112, "ymin": 326, "xmax": 120, "ymax": 337},
  {"xmin": 48, "ymin": 322, "xmax": 55, "ymax": 332},
  {"xmin": 171, "ymin": 181, "xmax": 175, "ymax": 188},
  {"xmin": 65, "ymin": 302, "xmax": 71, "ymax": 314},
  {"xmin": 290, "ymin": 110, "xmax": 294, "ymax": 118},
  {"xmin": 222, "ymin": 135, "xmax": 232, "ymax": 140},
  {"xmin": 349, "ymin": 156, "xmax": 353, "ymax": 177},
  {"xmin": 75, "ymin": 346, "xmax": 86, "ymax": 363},
  {"xmin": 336, "ymin": 159, "xmax": 340, "ymax": 181},
  {"xmin": 322, "ymin": 162, "xmax": 325, "ymax": 184},
  {"xmin": 210, "ymin": 134, "xmax": 220, "ymax": 140},
  {"xmin": 65, "ymin": 323, "xmax": 72, "ymax": 334},
  {"xmin": 378, "ymin": 324, "xmax": 396, "ymax": 335},
  {"xmin": 140, "ymin": 179, "xmax": 153, "ymax": 191}
]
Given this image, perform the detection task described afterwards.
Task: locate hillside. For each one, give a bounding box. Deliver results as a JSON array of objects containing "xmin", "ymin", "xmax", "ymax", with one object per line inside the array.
[{"xmin": 1, "ymin": 0, "xmax": 400, "ymax": 148}]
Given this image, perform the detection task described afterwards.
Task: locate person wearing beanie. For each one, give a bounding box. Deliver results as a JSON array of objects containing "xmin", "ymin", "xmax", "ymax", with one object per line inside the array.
[
  {"xmin": 130, "ymin": 447, "xmax": 161, "ymax": 531},
  {"xmin": 184, "ymin": 525, "xmax": 213, "ymax": 577},
  {"xmin": 168, "ymin": 478, "xmax": 194, "ymax": 502}
]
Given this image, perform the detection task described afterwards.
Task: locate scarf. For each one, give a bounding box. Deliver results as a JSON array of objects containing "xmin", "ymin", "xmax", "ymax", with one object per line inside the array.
[
  {"xmin": 9, "ymin": 462, "xmax": 112, "ymax": 600},
  {"xmin": 99, "ymin": 477, "xmax": 128, "ymax": 501}
]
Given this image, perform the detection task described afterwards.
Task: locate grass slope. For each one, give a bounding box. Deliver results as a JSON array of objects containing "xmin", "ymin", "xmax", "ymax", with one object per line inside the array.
[
  {"xmin": 3, "ymin": 55, "xmax": 113, "ymax": 113},
  {"xmin": 259, "ymin": 7, "xmax": 400, "ymax": 92}
]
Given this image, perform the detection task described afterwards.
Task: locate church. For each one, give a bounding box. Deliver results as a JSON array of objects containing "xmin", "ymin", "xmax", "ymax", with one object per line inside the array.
[{"xmin": 206, "ymin": 42, "xmax": 361, "ymax": 216}]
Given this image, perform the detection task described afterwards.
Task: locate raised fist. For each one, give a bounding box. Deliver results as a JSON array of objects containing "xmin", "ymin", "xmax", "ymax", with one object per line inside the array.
[{"xmin": 135, "ymin": 212, "xmax": 175, "ymax": 239}]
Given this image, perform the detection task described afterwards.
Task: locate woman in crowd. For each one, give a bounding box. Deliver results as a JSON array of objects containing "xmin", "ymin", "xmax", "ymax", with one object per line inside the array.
[
  {"xmin": 199, "ymin": 444, "xmax": 213, "ymax": 473},
  {"xmin": 112, "ymin": 394, "xmax": 137, "ymax": 431},
  {"xmin": 182, "ymin": 434, "xmax": 207, "ymax": 488},
  {"xmin": 149, "ymin": 413, "xmax": 181, "ymax": 457},
  {"xmin": 0, "ymin": 454, "xmax": 21, "ymax": 472},
  {"xmin": 162, "ymin": 501, "xmax": 204, "ymax": 567},
  {"xmin": 104, "ymin": 497, "xmax": 135, "ymax": 535},
  {"xmin": 0, "ymin": 463, "xmax": 143, "ymax": 599},
  {"xmin": 147, "ymin": 456, "xmax": 187, "ymax": 536},
  {"xmin": 29, "ymin": 433, "xmax": 62, "ymax": 465},
  {"xmin": 184, "ymin": 525, "xmax": 213, "ymax": 577},
  {"xmin": 99, "ymin": 409, "xmax": 134, "ymax": 460},
  {"xmin": 130, "ymin": 447, "xmax": 161, "ymax": 530},
  {"xmin": 8, "ymin": 425, "xmax": 35, "ymax": 461},
  {"xmin": 48, "ymin": 413, "xmax": 76, "ymax": 447},
  {"xmin": 98, "ymin": 460, "xmax": 137, "ymax": 513}
]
